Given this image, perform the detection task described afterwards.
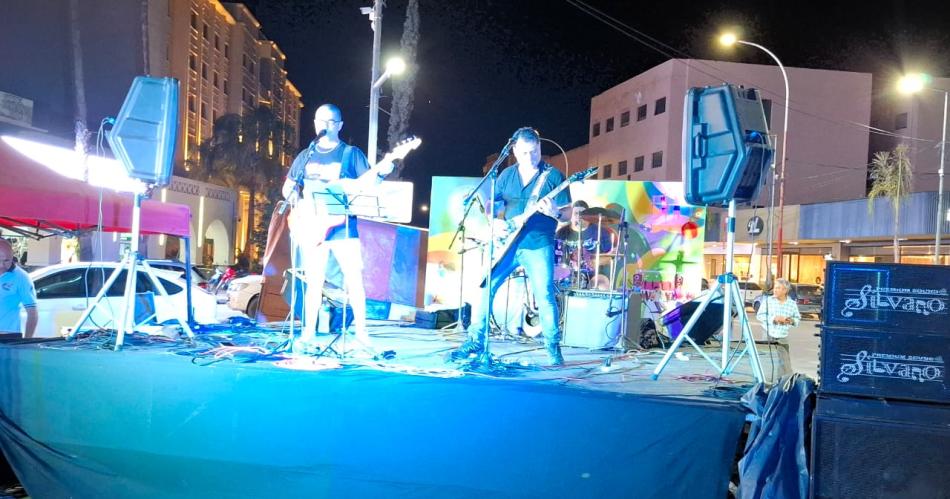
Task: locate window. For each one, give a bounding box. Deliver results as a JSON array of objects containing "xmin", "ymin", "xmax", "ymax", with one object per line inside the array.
[
  {"xmin": 242, "ymin": 54, "xmax": 247, "ymax": 68},
  {"xmin": 249, "ymin": 61, "xmax": 255, "ymax": 74},
  {"xmin": 189, "ymin": 54, "xmax": 197, "ymax": 71},
  {"xmin": 202, "ymin": 23, "xmax": 209, "ymax": 39},
  {"xmin": 651, "ymin": 150, "xmax": 663, "ymax": 168},
  {"xmin": 188, "ymin": 95, "xmax": 196, "ymax": 112},
  {"xmin": 603, "ymin": 164, "xmax": 612, "ymax": 178},
  {"xmin": 592, "ymin": 122, "xmax": 601, "ymax": 137},
  {"xmin": 634, "ymin": 156, "xmax": 644, "ymax": 172},
  {"xmin": 637, "ymin": 104, "xmax": 647, "ymax": 121},
  {"xmin": 241, "ymin": 88, "xmax": 247, "ymax": 101},
  {"xmin": 201, "ymin": 63, "xmax": 208, "ymax": 79},
  {"xmin": 224, "ymin": 44, "xmax": 230, "ymax": 58},
  {"xmin": 654, "ymin": 97, "xmax": 666, "ymax": 115},
  {"xmin": 213, "ymin": 71, "xmax": 219, "ymax": 88},
  {"xmin": 618, "ymin": 160, "xmax": 628, "ymax": 175},
  {"xmin": 895, "ymin": 112, "xmax": 908, "ymax": 130},
  {"xmin": 214, "ymin": 34, "xmax": 220, "ymax": 50},
  {"xmin": 223, "ymin": 80, "xmax": 229, "ymax": 95},
  {"xmin": 34, "ymin": 268, "xmax": 88, "ymax": 299},
  {"xmin": 201, "ymin": 102, "xmax": 208, "ymax": 119},
  {"xmin": 190, "ymin": 11, "xmax": 198, "ymax": 29},
  {"xmin": 605, "ymin": 117, "xmax": 615, "ymax": 132},
  {"xmin": 620, "ymin": 110, "xmax": 630, "ymax": 127}
]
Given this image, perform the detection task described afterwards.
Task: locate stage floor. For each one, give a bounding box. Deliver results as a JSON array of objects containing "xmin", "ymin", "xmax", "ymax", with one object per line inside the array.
[{"xmin": 0, "ymin": 321, "xmax": 779, "ymax": 498}]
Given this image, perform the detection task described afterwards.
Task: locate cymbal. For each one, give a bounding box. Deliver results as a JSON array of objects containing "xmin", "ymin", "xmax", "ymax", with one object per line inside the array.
[{"xmin": 580, "ymin": 207, "xmax": 622, "ymax": 224}]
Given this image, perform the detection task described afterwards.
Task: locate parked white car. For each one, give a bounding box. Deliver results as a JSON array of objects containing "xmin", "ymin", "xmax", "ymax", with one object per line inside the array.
[
  {"xmin": 25, "ymin": 262, "xmax": 218, "ymax": 337},
  {"xmin": 227, "ymin": 274, "xmax": 263, "ymax": 317}
]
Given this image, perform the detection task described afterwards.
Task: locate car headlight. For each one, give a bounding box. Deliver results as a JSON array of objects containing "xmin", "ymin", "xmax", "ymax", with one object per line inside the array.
[{"xmin": 228, "ymin": 282, "xmax": 248, "ymax": 292}]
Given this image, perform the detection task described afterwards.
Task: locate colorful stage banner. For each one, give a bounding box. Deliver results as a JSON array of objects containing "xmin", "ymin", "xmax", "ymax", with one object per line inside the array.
[{"xmin": 424, "ymin": 177, "xmax": 706, "ymax": 312}]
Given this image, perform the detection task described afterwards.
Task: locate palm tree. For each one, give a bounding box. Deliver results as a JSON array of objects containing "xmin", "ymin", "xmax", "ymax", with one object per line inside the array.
[
  {"xmin": 186, "ymin": 106, "xmax": 292, "ymax": 259},
  {"xmin": 868, "ymin": 144, "xmax": 913, "ymax": 262}
]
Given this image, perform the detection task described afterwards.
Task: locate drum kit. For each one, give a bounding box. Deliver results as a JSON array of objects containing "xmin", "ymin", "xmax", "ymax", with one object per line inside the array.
[{"xmin": 554, "ymin": 206, "xmax": 626, "ymax": 292}]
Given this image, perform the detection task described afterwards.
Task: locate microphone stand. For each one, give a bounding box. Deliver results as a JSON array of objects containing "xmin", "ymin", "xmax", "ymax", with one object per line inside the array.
[
  {"xmin": 462, "ymin": 139, "xmax": 513, "ymax": 365},
  {"xmin": 442, "ymin": 195, "xmax": 484, "ymax": 333}
]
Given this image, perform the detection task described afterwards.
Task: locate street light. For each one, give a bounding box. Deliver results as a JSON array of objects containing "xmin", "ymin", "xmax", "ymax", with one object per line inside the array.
[
  {"xmin": 720, "ymin": 32, "xmax": 790, "ymax": 281},
  {"xmin": 898, "ymin": 72, "xmax": 948, "ymax": 264},
  {"xmin": 367, "ymin": 55, "xmax": 407, "ymax": 167}
]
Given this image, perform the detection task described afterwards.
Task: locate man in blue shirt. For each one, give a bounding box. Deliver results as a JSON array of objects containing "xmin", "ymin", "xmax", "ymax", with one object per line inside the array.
[
  {"xmin": 0, "ymin": 240, "xmax": 37, "ymax": 337},
  {"xmin": 452, "ymin": 127, "xmax": 572, "ymax": 366}
]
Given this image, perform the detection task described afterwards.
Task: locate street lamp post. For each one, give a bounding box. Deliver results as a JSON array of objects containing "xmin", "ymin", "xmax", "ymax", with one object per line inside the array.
[
  {"xmin": 899, "ymin": 73, "xmax": 948, "ymax": 264},
  {"xmin": 367, "ymin": 57, "xmax": 406, "ymax": 166},
  {"xmin": 720, "ymin": 34, "xmax": 790, "ymax": 281}
]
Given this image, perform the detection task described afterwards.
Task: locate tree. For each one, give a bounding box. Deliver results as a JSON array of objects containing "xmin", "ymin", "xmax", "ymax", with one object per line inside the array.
[
  {"xmin": 186, "ymin": 106, "xmax": 292, "ymax": 260},
  {"xmin": 386, "ymin": 0, "xmax": 420, "ymax": 180},
  {"xmin": 868, "ymin": 144, "xmax": 913, "ymax": 262}
]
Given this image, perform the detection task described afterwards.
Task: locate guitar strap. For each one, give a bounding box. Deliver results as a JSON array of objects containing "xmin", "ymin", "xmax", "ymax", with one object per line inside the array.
[{"xmin": 527, "ymin": 166, "xmax": 552, "ymax": 207}]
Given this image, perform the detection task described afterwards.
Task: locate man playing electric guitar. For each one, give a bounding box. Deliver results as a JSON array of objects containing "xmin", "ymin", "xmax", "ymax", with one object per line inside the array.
[
  {"xmin": 281, "ymin": 103, "xmax": 414, "ymax": 355},
  {"xmin": 451, "ymin": 127, "xmax": 572, "ymax": 366}
]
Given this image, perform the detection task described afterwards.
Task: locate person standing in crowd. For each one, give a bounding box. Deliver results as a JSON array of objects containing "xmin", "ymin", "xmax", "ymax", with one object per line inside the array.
[
  {"xmin": 756, "ymin": 278, "xmax": 800, "ymax": 374},
  {"xmin": 0, "ymin": 239, "xmax": 37, "ymax": 338}
]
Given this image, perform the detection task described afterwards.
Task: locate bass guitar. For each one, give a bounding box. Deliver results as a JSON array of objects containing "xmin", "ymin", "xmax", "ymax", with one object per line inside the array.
[
  {"xmin": 483, "ymin": 165, "xmax": 598, "ymax": 286},
  {"xmin": 289, "ymin": 136, "xmax": 421, "ymax": 247}
]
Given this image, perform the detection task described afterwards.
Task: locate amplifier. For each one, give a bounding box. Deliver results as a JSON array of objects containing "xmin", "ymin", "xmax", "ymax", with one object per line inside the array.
[
  {"xmin": 811, "ymin": 395, "xmax": 950, "ymax": 499},
  {"xmin": 562, "ymin": 291, "xmax": 641, "ymax": 349},
  {"xmin": 819, "ymin": 326, "xmax": 948, "ymax": 403},
  {"xmin": 824, "ymin": 261, "xmax": 949, "ymax": 334}
]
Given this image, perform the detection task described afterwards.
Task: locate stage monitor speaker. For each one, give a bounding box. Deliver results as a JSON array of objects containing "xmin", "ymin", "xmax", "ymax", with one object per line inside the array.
[
  {"xmin": 562, "ymin": 291, "xmax": 641, "ymax": 349},
  {"xmin": 660, "ymin": 297, "xmax": 725, "ymax": 344},
  {"xmin": 682, "ymin": 84, "xmax": 774, "ymax": 206},
  {"xmin": 107, "ymin": 76, "xmax": 179, "ymax": 186},
  {"xmin": 811, "ymin": 395, "xmax": 950, "ymax": 499}
]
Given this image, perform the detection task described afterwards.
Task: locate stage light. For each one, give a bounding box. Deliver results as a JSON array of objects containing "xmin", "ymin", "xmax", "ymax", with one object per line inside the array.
[
  {"xmin": 719, "ymin": 33, "xmax": 737, "ymax": 47},
  {"xmin": 2, "ymin": 135, "xmax": 146, "ymax": 194}
]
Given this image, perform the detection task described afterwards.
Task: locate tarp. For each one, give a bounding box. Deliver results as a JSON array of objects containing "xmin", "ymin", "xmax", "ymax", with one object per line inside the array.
[
  {"xmin": 0, "ymin": 341, "xmax": 748, "ymax": 499},
  {"xmin": 0, "ymin": 137, "xmax": 191, "ymax": 237},
  {"xmin": 738, "ymin": 373, "xmax": 816, "ymax": 499}
]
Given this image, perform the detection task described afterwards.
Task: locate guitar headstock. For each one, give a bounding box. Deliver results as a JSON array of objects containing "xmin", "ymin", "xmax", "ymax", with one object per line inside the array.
[
  {"xmin": 387, "ymin": 136, "xmax": 423, "ymax": 161},
  {"xmin": 570, "ymin": 166, "xmax": 599, "ymax": 182}
]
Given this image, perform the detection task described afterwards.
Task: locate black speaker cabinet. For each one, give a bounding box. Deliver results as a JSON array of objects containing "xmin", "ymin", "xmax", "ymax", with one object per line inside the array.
[
  {"xmin": 562, "ymin": 291, "xmax": 641, "ymax": 349},
  {"xmin": 811, "ymin": 395, "xmax": 950, "ymax": 499},
  {"xmin": 824, "ymin": 261, "xmax": 949, "ymax": 335},
  {"xmin": 108, "ymin": 76, "xmax": 180, "ymax": 186}
]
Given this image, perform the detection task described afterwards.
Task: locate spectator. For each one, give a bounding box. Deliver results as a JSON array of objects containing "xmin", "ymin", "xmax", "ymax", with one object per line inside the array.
[
  {"xmin": 756, "ymin": 278, "xmax": 800, "ymax": 374},
  {"xmin": 0, "ymin": 239, "xmax": 37, "ymax": 338}
]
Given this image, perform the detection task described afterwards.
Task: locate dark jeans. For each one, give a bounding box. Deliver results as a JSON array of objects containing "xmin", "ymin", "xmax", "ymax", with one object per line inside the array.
[{"xmin": 468, "ymin": 241, "xmax": 561, "ymax": 347}]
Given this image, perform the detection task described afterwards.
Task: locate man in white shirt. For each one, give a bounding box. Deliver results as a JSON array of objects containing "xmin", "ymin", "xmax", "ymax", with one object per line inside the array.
[
  {"xmin": 755, "ymin": 278, "xmax": 800, "ymax": 375},
  {"xmin": 0, "ymin": 240, "xmax": 37, "ymax": 337}
]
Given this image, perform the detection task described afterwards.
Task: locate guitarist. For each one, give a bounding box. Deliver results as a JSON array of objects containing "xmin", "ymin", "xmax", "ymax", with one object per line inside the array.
[
  {"xmin": 451, "ymin": 127, "xmax": 572, "ymax": 366},
  {"xmin": 281, "ymin": 103, "xmax": 396, "ymax": 354}
]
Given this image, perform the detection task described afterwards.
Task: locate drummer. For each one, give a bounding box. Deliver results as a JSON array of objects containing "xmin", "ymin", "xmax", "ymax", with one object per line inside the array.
[{"xmin": 555, "ymin": 200, "xmax": 612, "ymax": 257}]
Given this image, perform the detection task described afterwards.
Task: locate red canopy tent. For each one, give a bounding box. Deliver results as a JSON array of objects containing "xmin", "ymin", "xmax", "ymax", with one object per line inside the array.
[
  {"xmin": 0, "ymin": 137, "xmax": 190, "ymax": 238},
  {"xmin": 0, "ymin": 136, "xmax": 198, "ymax": 328}
]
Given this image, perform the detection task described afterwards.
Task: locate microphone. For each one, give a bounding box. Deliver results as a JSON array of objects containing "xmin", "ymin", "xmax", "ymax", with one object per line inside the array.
[{"xmin": 277, "ymin": 131, "xmax": 327, "ymax": 215}]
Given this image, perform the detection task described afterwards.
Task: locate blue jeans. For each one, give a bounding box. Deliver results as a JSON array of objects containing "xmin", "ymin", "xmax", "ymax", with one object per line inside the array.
[{"xmin": 468, "ymin": 240, "xmax": 561, "ymax": 347}]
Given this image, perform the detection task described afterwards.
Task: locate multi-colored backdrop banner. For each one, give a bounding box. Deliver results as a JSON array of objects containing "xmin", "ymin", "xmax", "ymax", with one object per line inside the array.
[{"xmin": 425, "ymin": 177, "xmax": 706, "ymax": 312}]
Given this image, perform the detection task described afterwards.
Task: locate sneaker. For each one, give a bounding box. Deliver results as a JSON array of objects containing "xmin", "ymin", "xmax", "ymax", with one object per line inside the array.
[
  {"xmin": 544, "ymin": 343, "xmax": 564, "ymax": 367},
  {"xmin": 450, "ymin": 340, "xmax": 484, "ymax": 361}
]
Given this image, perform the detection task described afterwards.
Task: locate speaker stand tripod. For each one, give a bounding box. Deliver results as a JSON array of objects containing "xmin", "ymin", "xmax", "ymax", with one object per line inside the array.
[
  {"xmin": 651, "ymin": 200, "xmax": 763, "ymax": 382},
  {"xmin": 67, "ymin": 191, "xmax": 195, "ymax": 350}
]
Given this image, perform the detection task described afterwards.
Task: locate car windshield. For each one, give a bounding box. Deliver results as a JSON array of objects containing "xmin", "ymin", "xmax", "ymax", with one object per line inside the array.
[{"xmin": 795, "ymin": 284, "xmax": 822, "ymax": 299}]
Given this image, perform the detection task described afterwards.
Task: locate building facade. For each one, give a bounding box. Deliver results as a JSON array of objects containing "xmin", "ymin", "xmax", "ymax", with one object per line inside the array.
[{"xmin": 0, "ymin": 0, "xmax": 301, "ymax": 265}]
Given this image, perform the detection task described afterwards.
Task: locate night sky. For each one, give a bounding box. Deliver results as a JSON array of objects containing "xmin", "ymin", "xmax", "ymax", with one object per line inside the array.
[{"xmin": 240, "ymin": 0, "xmax": 950, "ymax": 225}]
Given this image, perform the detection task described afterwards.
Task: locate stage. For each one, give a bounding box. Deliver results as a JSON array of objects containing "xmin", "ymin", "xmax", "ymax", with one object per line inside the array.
[{"xmin": 0, "ymin": 321, "xmax": 785, "ymax": 498}]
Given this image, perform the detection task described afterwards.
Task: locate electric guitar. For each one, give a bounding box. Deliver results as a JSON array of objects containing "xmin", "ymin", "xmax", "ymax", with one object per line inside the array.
[
  {"xmin": 288, "ymin": 136, "xmax": 421, "ymax": 247},
  {"xmin": 482, "ymin": 166, "xmax": 598, "ymax": 287}
]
